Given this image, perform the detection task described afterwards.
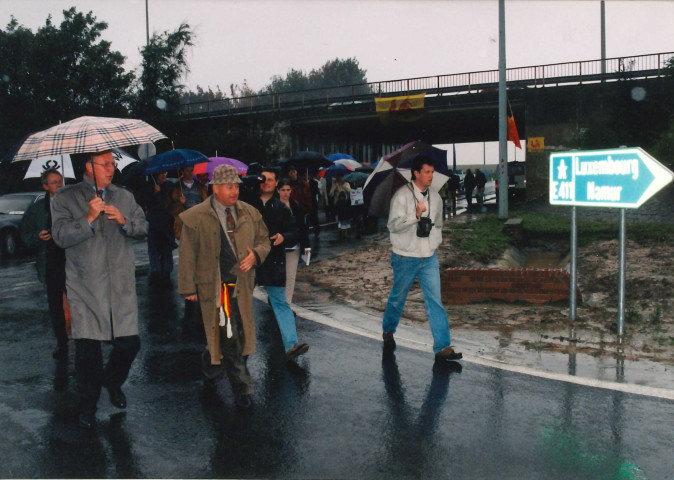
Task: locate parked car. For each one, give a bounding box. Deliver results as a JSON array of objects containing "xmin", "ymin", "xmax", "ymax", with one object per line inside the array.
[
  {"xmin": 0, "ymin": 192, "xmax": 45, "ymax": 256},
  {"xmin": 495, "ymin": 161, "xmax": 526, "ymax": 200}
]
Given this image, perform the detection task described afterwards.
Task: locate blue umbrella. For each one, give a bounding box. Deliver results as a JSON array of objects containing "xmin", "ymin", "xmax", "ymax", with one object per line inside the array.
[
  {"xmin": 143, "ymin": 149, "xmax": 209, "ymax": 174},
  {"xmin": 327, "ymin": 152, "xmax": 356, "ymax": 162},
  {"xmin": 319, "ymin": 163, "xmax": 354, "ymax": 179}
]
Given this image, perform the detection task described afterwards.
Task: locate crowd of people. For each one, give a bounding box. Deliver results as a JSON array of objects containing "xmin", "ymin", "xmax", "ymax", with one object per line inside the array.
[{"xmin": 20, "ymin": 151, "xmax": 461, "ymax": 430}]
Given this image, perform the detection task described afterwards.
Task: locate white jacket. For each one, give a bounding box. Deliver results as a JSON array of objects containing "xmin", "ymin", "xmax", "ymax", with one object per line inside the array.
[{"xmin": 387, "ymin": 182, "xmax": 443, "ymax": 258}]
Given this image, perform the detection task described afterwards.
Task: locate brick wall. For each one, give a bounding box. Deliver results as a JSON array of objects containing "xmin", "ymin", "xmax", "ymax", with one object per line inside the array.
[{"xmin": 441, "ymin": 267, "xmax": 580, "ymax": 305}]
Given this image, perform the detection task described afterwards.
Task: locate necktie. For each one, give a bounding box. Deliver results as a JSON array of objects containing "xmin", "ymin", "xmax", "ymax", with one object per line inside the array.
[
  {"xmin": 225, "ymin": 207, "xmax": 238, "ymax": 256},
  {"xmin": 421, "ymin": 189, "xmax": 428, "ymax": 197}
]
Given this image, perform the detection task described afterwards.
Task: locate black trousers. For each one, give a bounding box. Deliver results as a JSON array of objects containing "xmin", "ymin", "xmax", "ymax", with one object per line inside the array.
[
  {"xmin": 45, "ymin": 275, "xmax": 67, "ymax": 349},
  {"xmin": 201, "ymin": 289, "xmax": 253, "ymax": 397},
  {"xmin": 75, "ymin": 335, "xmax": 140, "ymax": 414}
]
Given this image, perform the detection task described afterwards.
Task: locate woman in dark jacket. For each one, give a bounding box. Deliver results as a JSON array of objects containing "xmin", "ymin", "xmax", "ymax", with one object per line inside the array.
[
  {"xmin": 277, "ymin": 178, "xmax": 309, "ymax": 304},
  {"xmin": 249, "ymin": 169, "xmax": 309, "ymax": 361}
]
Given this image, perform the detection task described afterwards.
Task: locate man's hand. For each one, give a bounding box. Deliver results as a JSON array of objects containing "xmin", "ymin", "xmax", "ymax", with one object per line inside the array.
[
  {"xmin": 270, "ymin": 233, "xmax": 284, "ymax": 246},
  {"xmin": 38, "ymin": 229, "xmax": 51, "ymax": 242},
  {"xmin": 103, "ymin": 205, "xmax": 127, "ymax": 226},
  {"xmin": 87, "ymin": 196, "xmax": 106, "ymax": 223},
  {"xmin": 415, "ymin": 201, "xmax": 427, "ymax": 218},
  {"xmin": 184, "ymin": 294, "xmax": 198, "ymax": 301},
  {"xmin": 239, "ymin": 246, "xmax": 256, "ymax": 272}
]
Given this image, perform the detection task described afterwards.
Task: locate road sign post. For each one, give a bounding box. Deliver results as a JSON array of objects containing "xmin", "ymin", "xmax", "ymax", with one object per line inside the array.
[{"xmin": 550, "ymin": 148, "xmax": 674, "ymax": 336}]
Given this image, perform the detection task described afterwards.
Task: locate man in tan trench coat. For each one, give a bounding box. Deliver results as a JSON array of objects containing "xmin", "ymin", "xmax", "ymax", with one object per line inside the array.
[
  {"xmin": 52, "ymin": 151, "xmax": 148, "ymax": 430},
  {"xmin": 178, "ymin": 165, "xmax": 270, "ymax": 409}
]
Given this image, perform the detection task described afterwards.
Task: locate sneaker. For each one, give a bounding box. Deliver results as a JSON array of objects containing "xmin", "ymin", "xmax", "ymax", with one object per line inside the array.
[
  {"xmin": 382, "ymin": 332, "xmax": 396, "ymax": 352},
  {"xmin": 434, "ymin": 346, "xmax": 462, "ymax": 361},
  {"xmin": 286, "ymin": 343, "xmax": 309, "ymax": 361}
]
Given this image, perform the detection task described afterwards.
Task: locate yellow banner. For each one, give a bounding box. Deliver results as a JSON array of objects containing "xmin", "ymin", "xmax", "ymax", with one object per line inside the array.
[
  {"xmin": 375, "ymin": 93, "xmax": 425, "ymax": 113},
  {"xmin": 527, "ymin": 137, "xmax": 545, "ymax": 152}
]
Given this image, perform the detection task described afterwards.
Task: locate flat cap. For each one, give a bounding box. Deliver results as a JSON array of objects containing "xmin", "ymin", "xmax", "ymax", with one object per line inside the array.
[{"xmin": 210, "ymin": 164, "xmax": 242, "ymax": 185}]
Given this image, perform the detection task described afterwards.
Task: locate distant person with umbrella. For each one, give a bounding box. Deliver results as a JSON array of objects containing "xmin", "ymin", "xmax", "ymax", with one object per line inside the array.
[
  {"xmin": 167, "ymin": 165, "xmax": 208, "ymax": 239},
  {"xmin": 52, "ymin": 150, "xmax": 149, "ymax": 430},
  {"xmin": 139, "ymin": 171, "xmax": 176, "ymax": 285},
  {"xmin": 20, "ymin": 168, "xmax": 69, "ymax": 360},
  {"xmin": 287, "ymin": 166, "xmax": 312, "ymax": 236},
  {"xmin": 475, "ymin": 168, "xmax": 487, "ymax": 206},
  {"xmin": 463, "ymin": 169, "xmax": 476, "ymax": 207},
  {"xmin": 381, "ymin": 154, "xmax": 462, "ymax": 364},
  {"xmin": 178, "ymin": 165, "xmax": 270, "ymax": 409}
]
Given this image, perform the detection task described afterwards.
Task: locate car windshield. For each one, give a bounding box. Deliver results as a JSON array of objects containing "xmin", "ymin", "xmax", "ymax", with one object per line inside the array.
[{"xmin": 0, "ymin": 195, "xmax": 36, "ymax": 214}]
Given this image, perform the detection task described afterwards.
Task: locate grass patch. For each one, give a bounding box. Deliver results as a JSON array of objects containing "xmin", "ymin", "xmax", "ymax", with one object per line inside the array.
[
  {"xmin": 446, "ymin": 212, "xmax": 674, "ymax": 263},
  {"xmin": 445, "ymin": 215, "xmax": 511, "ymax": 263}
]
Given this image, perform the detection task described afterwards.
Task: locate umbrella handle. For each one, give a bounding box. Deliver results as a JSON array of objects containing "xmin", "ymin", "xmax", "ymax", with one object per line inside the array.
[{"xmin": 90, "ymin": 158, "xmax": 102, "ymax": 198}]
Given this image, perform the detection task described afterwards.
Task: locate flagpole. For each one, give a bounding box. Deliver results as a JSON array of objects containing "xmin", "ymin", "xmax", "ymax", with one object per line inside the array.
[{"xmin": 498, "ymin": 0, "xmax": 508, "ymax": 219}]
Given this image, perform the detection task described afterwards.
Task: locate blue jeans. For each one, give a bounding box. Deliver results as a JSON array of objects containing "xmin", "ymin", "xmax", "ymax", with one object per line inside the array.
[
  {"xmin": 265, "ymin": 286, "xmax": 298, "ymax": 352},
  {"xmin": 382, "ymin": 252, "xmax": 451, "ymax": 354}
]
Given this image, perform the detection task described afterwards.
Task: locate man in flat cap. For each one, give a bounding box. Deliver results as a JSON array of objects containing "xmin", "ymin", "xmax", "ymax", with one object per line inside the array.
[{"xmin": 178, "ymin": 165, "xmax": 270, "ymax": 409}]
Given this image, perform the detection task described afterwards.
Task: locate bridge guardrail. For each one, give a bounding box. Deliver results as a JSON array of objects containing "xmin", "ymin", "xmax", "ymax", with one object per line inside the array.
[{"xmin": 180, "ymin": 52, "xmax": 673, "ymax": 120}]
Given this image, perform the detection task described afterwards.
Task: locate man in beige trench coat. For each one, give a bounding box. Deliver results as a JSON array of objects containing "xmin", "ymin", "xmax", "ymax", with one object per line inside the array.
[
  {"xmin": 52, "ymin": 150, "xmax": 148, "ymax": 430},
  {"xmin": 178, "ymin": 165, "xmax": 270, "ymax": 409}
]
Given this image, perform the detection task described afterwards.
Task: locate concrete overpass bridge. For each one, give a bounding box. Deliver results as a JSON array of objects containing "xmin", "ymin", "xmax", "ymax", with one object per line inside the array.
[{"xmin": 176, "ymin": 52, "xmax": 673, "ymax": 197}]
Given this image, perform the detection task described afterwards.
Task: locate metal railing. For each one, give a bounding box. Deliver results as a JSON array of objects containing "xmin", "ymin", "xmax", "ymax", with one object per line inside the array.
[{"xmin": 179, "ymin": 52, "xmax": 673, "ymax": 119}]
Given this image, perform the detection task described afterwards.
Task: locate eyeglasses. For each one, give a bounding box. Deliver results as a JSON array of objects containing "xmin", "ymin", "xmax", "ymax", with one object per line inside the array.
[{"xmin": 93, "ymin": 162, "xmax": 118, "ymax": 169}]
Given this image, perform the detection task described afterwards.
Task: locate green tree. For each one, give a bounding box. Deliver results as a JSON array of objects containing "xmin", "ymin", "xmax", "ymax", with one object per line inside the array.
[
  {"xmin": 0, "ymin": 8, "xmax": 134, "ymax": 154},
  {"xmin": 262, "ymin": 68, "xmax": 311, "ymax": 95},
  {"xmin": 131, "ymin": 23, "xmax": 193, "ymax": 133},
  {"xmin": 651, "ymin": 57, "xmax": 674, "ymax": 170},
  {"xmin": 308, "ymin": 57, "xmax": 368, "ymax": 89}
]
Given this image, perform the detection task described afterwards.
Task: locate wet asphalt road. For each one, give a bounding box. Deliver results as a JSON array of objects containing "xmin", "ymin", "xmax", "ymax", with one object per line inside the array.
[{"xmin": 1, "ymin": 212, "xmax": 673, "ymax": 478}]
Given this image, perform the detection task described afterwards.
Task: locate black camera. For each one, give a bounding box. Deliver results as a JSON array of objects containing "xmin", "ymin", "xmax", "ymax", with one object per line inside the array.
[
  {"xmin": 416, "ymin": 216, "xmax": 434, "ymax": 237},
  {"xmin": 239, "ymin": 174, "xmax": 264, "ymax": 203}
]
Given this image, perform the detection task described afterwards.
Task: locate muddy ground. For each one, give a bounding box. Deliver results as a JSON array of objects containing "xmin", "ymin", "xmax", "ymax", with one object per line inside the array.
[{"xmin": 294, "ymin": 222, "xmax": 674, "ymax": 366}]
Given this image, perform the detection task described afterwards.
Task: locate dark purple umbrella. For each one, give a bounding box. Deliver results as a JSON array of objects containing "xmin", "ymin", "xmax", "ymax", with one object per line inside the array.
[{"xmin": 363, "ymin": 141, "xmax": 448, "ymax": 218}]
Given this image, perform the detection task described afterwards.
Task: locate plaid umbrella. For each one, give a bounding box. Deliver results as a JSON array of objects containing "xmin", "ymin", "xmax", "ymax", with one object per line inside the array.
[{"xmin": 11, "ymin": 116, "xmax": 167, "ymax": 162}]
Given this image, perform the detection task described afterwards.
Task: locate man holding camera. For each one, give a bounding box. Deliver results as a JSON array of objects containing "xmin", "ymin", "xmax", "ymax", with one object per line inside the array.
[{"xmin": 381, "ymin": 154, "xmax": 462, "ymax": 363}]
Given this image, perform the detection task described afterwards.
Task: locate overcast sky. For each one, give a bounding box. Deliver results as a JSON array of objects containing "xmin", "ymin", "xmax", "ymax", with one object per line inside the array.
[
  {"xmin": 3, "ymin": 0, "xmax": 673, "ymax": 164},
  {"xmin": 4, "ymin": 0, "xmax": 673, "ymax": 92}
]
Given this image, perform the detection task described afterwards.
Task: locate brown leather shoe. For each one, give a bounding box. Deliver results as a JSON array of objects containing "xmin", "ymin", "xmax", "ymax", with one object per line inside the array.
[
  {"xmin": 286, "ymin": 343, "xmax": 309, "ymax": 361},
  {"xmin": 435, "ymin": 346, "xmax": 462, "ymax": 361},
  {"xmin": 382, "ymin": 332, "xmax": 396, "ymax": 352}
]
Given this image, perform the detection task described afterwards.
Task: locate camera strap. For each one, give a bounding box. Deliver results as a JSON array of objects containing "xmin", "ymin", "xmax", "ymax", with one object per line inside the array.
[{"xmin": 408, "ymin": 182, "xmax": 430, "ymax": 218}]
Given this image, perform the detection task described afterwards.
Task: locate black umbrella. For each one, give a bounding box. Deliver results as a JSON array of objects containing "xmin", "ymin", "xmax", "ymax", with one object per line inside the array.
[{"xmin": 278, "ymin": 151, "xmax": 332, "ymax": 172}]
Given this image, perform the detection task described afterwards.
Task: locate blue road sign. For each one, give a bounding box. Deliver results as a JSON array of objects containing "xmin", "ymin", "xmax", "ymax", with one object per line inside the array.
[{"xmin": 549, "ymin": 148, "xmax": 674, "ymax": 208}]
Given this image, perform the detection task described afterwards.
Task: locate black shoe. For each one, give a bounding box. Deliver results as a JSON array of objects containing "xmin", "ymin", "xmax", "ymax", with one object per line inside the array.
[
  {"xmin": 235, "ymin": 393, "xmax": 253, "ymax": 410},
  {"xmin": 52, "ymin": 346, "xmax": 68, "ymax": 360},
  {"xmin": 78, "ymin": 412, "xmax": 96, "ymax": 430},
  {"xmin": 286, "ymin": 343, "xmax": 309, "ymax": 361},
  {"xmin": 433, "ymin": 359, "xmax": 463, "ymax": 374},
  {"xmin": 382, "ymin": 332, "xmax": 396, "ymax": 352},
  {"xmin": 107, "ymin": 386, "xmax": 127, "ymax": 409},
  {"xmin": 434, "ymin": 346, "xmax": 463, "ymax": 362}
]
